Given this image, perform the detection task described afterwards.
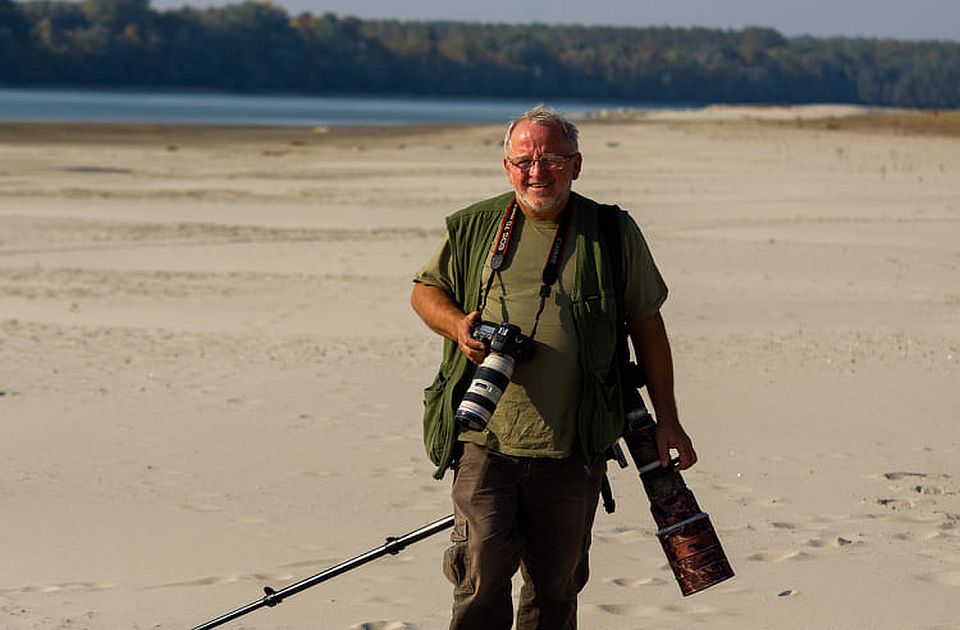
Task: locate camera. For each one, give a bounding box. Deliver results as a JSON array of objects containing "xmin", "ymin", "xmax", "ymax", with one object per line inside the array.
[
  {"xmin": 471, "ymin": 321, "xmax": 534, "ymax": 360},
  {"xmin": 454, "ymin": 321, "xmax": 534, "ymax": 432}
]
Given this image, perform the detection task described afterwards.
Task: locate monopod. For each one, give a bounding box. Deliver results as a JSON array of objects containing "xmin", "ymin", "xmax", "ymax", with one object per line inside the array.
[
  {"xmin": 190, "ymin": 515, "xmax": 454, "ymax": 630},
  {"xmin": 193, "ymin": 386, "xmax": 732, "ymax": 626}
]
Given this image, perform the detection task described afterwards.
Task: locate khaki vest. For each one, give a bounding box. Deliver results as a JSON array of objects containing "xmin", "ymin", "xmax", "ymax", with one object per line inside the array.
[{"xmin": 421, "ymin": 191, "xmax": 627, "ymax": 478}]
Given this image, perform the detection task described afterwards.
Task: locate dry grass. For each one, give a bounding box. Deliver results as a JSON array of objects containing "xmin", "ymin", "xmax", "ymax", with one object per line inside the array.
[{"xmin": 786, "ymin": 109, "xmax": 960, "ymax": 138}]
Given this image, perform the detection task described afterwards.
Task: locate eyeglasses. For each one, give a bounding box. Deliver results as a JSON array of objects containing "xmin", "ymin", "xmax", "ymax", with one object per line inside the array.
[{"xmin": 506, "ymin": 154, "xmax": 576, "ymax": 172}]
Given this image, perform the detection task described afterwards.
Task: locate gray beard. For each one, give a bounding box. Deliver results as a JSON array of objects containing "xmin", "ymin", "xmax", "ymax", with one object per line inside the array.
[{"xmin": 517, "ymin": 190, "xmax": 566, "ymax": 218}]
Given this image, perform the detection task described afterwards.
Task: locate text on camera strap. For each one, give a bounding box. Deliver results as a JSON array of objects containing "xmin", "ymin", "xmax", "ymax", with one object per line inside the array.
[{"xmin": 477, "ymin": 197, "xmax": 574, "ymax": 342}]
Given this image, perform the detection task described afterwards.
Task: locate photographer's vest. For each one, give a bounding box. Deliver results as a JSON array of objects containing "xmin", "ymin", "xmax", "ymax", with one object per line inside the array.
[{"xmin": 422, "ymin": 191, "xmax": 627, "ymax": 478}]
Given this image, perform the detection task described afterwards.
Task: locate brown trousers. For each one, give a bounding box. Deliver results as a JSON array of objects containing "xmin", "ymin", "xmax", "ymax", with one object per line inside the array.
[{"xmin": 444, "ymin": 443, "xmax": 605, "ymax": 630}]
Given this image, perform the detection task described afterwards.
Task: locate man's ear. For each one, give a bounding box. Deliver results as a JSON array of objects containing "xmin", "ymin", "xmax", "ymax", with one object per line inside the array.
[{"xmin": 571, "ymin": 152, "xmax": 583, "ymax": 180}]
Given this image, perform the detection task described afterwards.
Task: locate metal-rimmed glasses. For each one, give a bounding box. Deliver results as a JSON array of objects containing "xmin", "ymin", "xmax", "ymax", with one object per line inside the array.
[{"xmin": 506, "ymin": 153, "xmax": 576, "ymax": 172}]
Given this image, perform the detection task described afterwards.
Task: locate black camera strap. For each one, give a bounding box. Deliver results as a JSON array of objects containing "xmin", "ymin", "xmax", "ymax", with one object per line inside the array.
[
  {"xmin": 489, "ymin": 201, "xmax": 520, "ymax": 272},
  {"xmin": 477, "ymin": 196, "xmax": 574, "ymax": 342}
]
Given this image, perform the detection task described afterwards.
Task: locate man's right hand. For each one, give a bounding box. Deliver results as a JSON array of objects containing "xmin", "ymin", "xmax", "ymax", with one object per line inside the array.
[
  {"xmin": 411, "ymin": 283, "xmax": 489, "ymax": 365},
  {"xmin": 457, "ymin": 311, "xmax": 489, "ymax": 364}
]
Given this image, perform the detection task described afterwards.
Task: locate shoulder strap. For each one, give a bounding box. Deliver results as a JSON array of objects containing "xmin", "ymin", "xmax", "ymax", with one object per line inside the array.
[
  {"xmin": 598, "ymin": 204, "xmax": 628, "ymax": 512},
  {"xmin": 597, "ymin": 204, "xmax": 624, "ymax": 323},
  {"xmin": 598, "ymin": 204, "xmax": 643, "ymax": 389}
]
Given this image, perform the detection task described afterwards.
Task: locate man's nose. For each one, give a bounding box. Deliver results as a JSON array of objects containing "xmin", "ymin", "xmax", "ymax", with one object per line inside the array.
[{"xmin": 527, "ymin": 158, "xmax": 549, "ymax": 175}]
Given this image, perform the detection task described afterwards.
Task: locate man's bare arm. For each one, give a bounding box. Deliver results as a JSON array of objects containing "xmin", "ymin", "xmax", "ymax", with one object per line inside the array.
[
  {"xmin": 628, "ymin": 312, "xmax": 698, "ymax": 470},
  {"xmin": 410, "ymin": 283, "xmax": 487, "ymax": 364}
]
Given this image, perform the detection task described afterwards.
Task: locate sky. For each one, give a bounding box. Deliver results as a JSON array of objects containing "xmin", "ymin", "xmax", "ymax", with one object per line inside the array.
[{"xmin": 150, "ymin": 0, "xmax": 960, "ymax": 42}]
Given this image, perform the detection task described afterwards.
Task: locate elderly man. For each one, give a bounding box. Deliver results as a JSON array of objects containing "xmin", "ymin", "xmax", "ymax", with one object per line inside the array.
[{"xmin": 411, "ymin": 106, "xmax": 696, "ymax": 629}]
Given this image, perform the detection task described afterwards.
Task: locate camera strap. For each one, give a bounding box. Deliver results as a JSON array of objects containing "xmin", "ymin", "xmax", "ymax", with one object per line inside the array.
[{"xmin": 477, "ymin": 197, "xmax": 574, "ymax": 342}]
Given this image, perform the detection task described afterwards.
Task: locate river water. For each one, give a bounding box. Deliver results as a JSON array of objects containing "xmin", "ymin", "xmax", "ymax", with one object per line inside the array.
[{"xmin": 0, "ymin": 87, "xmax": 669, "ymax": 126}]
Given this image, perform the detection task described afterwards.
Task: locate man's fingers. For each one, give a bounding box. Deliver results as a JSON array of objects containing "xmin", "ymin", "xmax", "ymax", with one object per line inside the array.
[
  {"xmin": 461, "ymin": 342, "xmax": 488, "ymax": 364},
  {"xmin": 656, "ymin": 425, "xmax": 698, "ymax": 471},
  {"xmin": 658, "ymin": 439, "xmax": 670, "ymax": 467},
  {"xmin": 456, "ymin": 311, "xmax": 486, "ymax": 363},
  {"xmin": 462, "ymin": 346, "xmax": 485, "ymax": 364},
  {"xmin": 675, "ymin": 441, "xmax": 698, "ymax": 471}
]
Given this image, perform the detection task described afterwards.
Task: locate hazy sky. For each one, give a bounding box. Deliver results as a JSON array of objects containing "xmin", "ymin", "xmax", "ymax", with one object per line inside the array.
[{"xmin": 150, "ymin": 0, "xmax": 960, "ymax": 42}]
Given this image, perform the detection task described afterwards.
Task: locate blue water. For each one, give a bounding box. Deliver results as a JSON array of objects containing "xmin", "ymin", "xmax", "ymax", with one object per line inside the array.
[{"xmin": 0, "ymin": 87, "xmax": 664, "ymax": 126}]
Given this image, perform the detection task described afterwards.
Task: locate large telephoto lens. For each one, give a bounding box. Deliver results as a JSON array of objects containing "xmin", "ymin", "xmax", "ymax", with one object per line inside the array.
[
  {"xmin": 622, "ymin": 394, "xmax": 735, "ymax": 596},
  {"xmin": 454, "ymin": 353, "xmax": 515, "ymax": 432}
]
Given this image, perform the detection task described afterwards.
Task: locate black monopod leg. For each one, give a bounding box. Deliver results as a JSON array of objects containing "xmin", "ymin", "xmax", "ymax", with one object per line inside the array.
[{"xmin": 191, "ymin": 514, "xmax": 455, "ymax": 630}]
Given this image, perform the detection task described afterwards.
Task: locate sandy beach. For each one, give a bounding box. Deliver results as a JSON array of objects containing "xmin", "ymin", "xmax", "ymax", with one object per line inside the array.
[{"xmin": 1, "ymin": 106, "xmax": 958, "ymax": 629}]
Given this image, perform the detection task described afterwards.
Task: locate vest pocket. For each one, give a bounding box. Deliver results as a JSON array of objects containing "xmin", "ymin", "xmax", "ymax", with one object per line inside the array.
[
  {"xmin": 423, "ymin": 368, "xmax": 451, "ymax": 466},
  {"xmin": 572, "ymin": 293, "xmax": 625, "ymax": 459},
  {"xmin": 574, "ymin": 294, "xmax": 617, "ymax": 372}
]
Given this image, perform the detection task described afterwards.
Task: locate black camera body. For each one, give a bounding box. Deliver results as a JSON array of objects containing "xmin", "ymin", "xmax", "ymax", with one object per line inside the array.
[
  {"xmin": 471, "ymin": 321, "xmax": 534, "ymax": 361},
  {"xmin": 454, "ymin": 321, "xmax": 533, "ymax": 433}
]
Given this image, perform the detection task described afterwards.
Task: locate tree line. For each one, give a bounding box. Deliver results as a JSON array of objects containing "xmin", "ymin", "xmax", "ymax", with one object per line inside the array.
[{"xmin": 2, "ymin": 0, "xmax": 959, "ymax": 108}]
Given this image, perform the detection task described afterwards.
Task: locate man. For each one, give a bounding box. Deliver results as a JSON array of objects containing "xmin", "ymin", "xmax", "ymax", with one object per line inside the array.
[{"xmin": 411, "ymin": 106, "xmax": 696, "ymax": 629}]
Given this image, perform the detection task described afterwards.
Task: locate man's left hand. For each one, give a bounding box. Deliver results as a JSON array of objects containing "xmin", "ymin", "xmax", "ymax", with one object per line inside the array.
[{"xmin": 655, "ymin": 421, "xmax": 698, "ymax": 471}]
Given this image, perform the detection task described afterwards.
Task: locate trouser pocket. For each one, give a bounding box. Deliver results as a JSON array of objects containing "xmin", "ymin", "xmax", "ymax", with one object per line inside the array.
[{"xmin": 443, "ymin": 516, "xmax": 471, "ymax": 594}]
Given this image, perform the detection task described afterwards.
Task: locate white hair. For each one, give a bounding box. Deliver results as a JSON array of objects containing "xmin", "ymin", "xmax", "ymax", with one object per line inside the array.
[{"xmin": 503, "ymin": 105, "xmax": 579, "ymax": 154}]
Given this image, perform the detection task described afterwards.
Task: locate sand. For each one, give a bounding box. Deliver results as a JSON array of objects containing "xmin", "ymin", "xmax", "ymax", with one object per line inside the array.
[{"xmin": 0, "ymin": 105, "xmax": 958, "ymax": 629}]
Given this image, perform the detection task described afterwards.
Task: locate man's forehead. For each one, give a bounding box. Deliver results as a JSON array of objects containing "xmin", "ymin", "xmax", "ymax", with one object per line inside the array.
[{"xmin": 509, "ymin": 121, "xmax": 570, "ymax": 150}]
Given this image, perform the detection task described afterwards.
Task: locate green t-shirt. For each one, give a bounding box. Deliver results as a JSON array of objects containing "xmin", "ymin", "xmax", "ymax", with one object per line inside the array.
[{"xmin": 415, "ymin": 203, "xmax": 667, "ymax": 458}]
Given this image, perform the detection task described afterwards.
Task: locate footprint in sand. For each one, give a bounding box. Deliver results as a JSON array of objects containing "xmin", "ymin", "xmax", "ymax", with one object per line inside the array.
[
  {"xmin": 606, "ymin": 576, "xmax": 669, "ymax": 587},
  {"xmin": 590, "ymin": 602, "xmax": 719, "ymax": 617},
  {"xmin": 709, "ymin": 482, "xmax": 755, "ymax": 496},
  {"xmin": 371, "ymin": 465, "xmax": 417, "ymax": 479},
  {"xmin": 883, "ymin": 471, "xmax": 927, "ymax": 481},
  {"xmin": 281, "ymin": 556, "xmax": 339, "ymax": 570},
  {"xmin": 892, "ymin": 530, "xmax": 943, "ymax": 542},
  {"xmin": 181, "ymin": 491, "xmax": 228, "ymax": 513},
  {"xmin": 181, "ymin": 502, "xmax": 225, "ymax": 513},
  {"xmin": 917, "ymin": 570, "xmax": 960, "ymax": 586},
  {"xmin": 881, "ymin": 471, "xmax": 954, "ymax": 497},
  {"xmin": 914, "ymin": 484, "xmax": 951, "ymax": 495},
  {"xmin": 593, "ymin": 526, "xmax": 649, "ymax": 543},
  {"xmin": 0, "ymin": 582, "xmax": 115, "ymax": 594},
  {"xmin": 770, "ymin": 521, "xmax": 798, "ymax": 530},
  {"xmin": 805, "ymin": 534, "xmax": 862, "ymax": 548},
  {"xmin": 592, "ymin": 603, "xmax": 666, "ymax": 617},
  {"xmin": 156, "ymin": 572, "xmax": 296, "ymax": 589},
  {"xmin": 746, "ymin": 550, "xmax": 815, "ymax": 562},
  {"xmin": 877, "ymin": 497, "xmax": 915, "ymax": 510}
]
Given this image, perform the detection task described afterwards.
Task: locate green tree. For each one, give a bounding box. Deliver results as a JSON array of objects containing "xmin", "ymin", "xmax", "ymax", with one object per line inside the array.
[
  {"xmin": 3, "ymin": 4, "xmax": 959, "ymax": 107},
  {"xmin": 81, "ymin": 0, "xmax": 149, "ymax": 32}
]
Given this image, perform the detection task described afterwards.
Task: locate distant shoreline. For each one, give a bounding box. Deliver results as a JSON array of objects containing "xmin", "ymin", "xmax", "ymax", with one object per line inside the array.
[{"xmin": 0, "ymin": 87, "xmax": 661, "ymax": 128}]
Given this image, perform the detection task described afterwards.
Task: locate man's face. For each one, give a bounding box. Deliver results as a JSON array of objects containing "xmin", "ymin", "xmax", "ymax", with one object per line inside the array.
[{"xmin": 504, "ymin": 120, "xmax": 582, "ymax": 220}]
